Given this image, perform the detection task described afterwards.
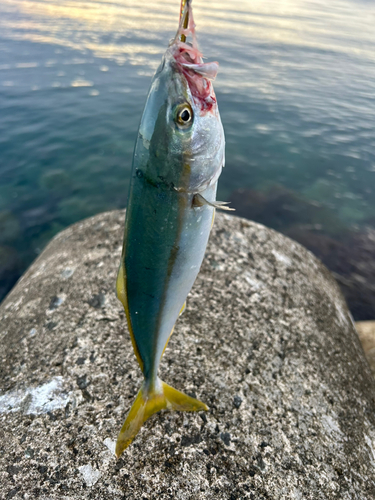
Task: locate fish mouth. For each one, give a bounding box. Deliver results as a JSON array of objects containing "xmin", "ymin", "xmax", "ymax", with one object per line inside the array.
[{"xmin": 171, "ymin": 0, "xmax": 219, "ymax": 112}]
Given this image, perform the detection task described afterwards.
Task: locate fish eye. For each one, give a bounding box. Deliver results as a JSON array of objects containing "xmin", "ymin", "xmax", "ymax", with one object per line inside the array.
[{"xmin": 175, "ymin": 103, "xmax": 193, "ymax": 128}]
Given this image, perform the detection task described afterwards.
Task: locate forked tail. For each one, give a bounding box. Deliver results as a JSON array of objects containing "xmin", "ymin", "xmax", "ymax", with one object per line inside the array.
[{"xmin": 115, "ymin": 378, "xmax": 208, "ymax": 458}]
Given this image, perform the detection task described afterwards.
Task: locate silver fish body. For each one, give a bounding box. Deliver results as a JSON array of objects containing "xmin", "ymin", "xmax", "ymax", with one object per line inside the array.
[{"xmin": 115, "ymin": 0, "xmax": 227, "ymax": 457}]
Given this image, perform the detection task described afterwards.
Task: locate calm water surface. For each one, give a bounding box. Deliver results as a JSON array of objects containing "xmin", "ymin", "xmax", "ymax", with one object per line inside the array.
[{"xmin": 1, "ymin": 0, "xmax": 375, "ymax": 304}]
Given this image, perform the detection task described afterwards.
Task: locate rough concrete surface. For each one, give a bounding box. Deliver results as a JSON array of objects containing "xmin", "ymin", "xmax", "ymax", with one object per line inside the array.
[{"xmin": 1, "ymin": 210, "xmax": 375, "ymax": 499}]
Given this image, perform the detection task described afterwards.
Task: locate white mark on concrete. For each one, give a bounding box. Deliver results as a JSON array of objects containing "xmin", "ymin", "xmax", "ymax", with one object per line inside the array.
[
  {"xmin": 293, "ymin": 488, "xmax": 303, "ymax": 500},
  {"xmin": 47, "ymin": 293, "xmax": 67, "ymax": 315},
  {"xmin": 54, "ymin": 296, "xmax": 64, "ymax": 308},
  {"xmin": 61, "ymin": 268, "xmax": 75, "ymax": 279},
  {"xmin": 321, "ymin": 414, "xmax": 344, "ymax": 440},
  {"xmin": 244, "ymin": 274, "xmax": 262, "ymax": 290},
  {"xmin": 85, "ymin": 248, "xmax": 108, "ymax": 262},
  {"xmin": 103, "ymin": 438, "xmax": 116, "ymax": 456},
  {"xmin": 78, "ymin": 464, "xmax": 101, "ymax": 486},
  {"xmin": 233, "ymin": 231, "xmax": 248, "ymax": 246},
  {"xmin": 272, "ymin": 250, "xmax": 292, "ymax": 267},
  {"xmin": 0, "ymin": 376, "xmax": 71, "ymax": 415}
]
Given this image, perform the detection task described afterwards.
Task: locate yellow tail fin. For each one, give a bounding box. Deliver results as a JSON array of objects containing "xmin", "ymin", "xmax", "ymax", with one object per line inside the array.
[{"xmin": 115, "ymin": 379, "xmax": 208, "ymax": 458}]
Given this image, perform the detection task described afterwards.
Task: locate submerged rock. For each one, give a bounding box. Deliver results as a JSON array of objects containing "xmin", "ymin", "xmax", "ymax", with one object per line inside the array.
[
  {"xmin": 229, "ymin": 186, "xmax": 375, "ymax": 320},
  {"xmin": 0, "ymin": 210, "xmax": 21, "ymax": 244},
  {"xmin": 0, "ymin": 210, "xmax": 374, "ymax": 499},
  {"xmin": 286, "ymin": 226, "xmax": 375, "ymax": 321},
  {"xmin": 0, "ymin": 245, "xmax": 23, "ymax": 305},
  {"xmin": 228, "ymin": 185, "xmax": 345, "ymax": 236}
]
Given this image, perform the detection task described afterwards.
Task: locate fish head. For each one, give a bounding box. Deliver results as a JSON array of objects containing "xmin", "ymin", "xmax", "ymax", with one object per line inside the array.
[{"xmin": 135, "ymin": 2, "xmax": 224, "ymax": 193}]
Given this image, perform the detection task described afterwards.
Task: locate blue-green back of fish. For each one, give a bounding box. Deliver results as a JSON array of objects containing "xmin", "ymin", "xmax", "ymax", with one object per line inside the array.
[{"xmin": 121, "ymin": 167, "xmax": 216, "ymax": 380}]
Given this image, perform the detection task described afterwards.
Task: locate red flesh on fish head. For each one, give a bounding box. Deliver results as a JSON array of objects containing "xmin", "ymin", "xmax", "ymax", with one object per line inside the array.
[{"xmin": 171, "ymin": 3, "xmax": 218, "ymax": 113}]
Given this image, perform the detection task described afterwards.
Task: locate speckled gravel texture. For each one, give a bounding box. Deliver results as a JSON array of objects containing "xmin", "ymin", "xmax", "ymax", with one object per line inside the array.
[{"xmin": 1, "ymin": 210, "xmax": 375, "ymax": 500}]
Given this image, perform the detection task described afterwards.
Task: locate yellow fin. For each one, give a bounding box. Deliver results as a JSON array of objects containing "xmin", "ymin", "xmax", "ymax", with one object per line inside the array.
[
  {"xmin": 115, "ymin": 383, "xmax": 166, "ymax": 458},
  {"xmin": 162, "ymin": 381, "xmax": 208, "ymax": 412},
  {"xmin": 115, "ymin": 379, "xmax": 208, "ymax": 458},
  {"xmin": 116, "ymin": 262, "xmax": 127, "ymax": 308},
  {"xmin": 179, "ymin": 301, "xmax": 186, "ymax": 316}
]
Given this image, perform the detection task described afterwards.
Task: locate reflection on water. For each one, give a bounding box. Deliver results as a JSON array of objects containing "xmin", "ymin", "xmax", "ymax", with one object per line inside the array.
[{"xmin": 0, "ymin": 0, "xmax": 375, "ymax": 316}]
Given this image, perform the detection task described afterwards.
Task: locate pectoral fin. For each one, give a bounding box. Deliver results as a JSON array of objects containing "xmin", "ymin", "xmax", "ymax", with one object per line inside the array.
[{"xmin": 192, "ymin": 193, "xmax": 235, "ymax": 211}]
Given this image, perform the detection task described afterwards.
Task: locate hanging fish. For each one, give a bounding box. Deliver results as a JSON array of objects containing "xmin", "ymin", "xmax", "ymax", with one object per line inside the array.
[{"xmin": 115, "ymin": 0, "xmax": 233, "ymax": 458}]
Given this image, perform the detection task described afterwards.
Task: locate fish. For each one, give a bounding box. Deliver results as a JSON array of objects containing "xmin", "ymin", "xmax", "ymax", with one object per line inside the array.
[{"xmin": 115, "ymin": 0, "xmax": 232, "ymax": 458}]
